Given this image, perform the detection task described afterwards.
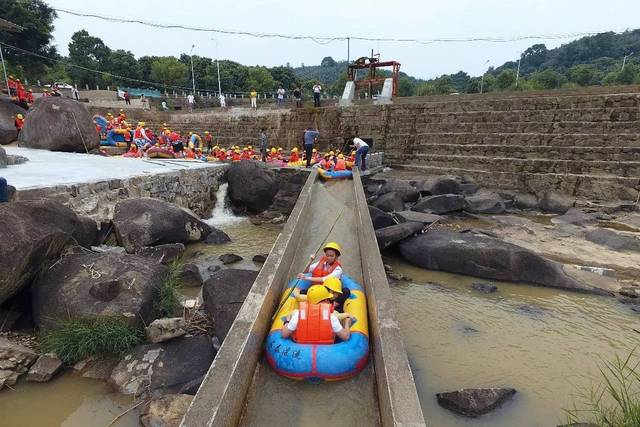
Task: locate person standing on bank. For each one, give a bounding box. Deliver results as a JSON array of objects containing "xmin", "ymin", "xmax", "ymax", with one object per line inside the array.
[
  {"xmin": 259, "ymin": 128, "xmax": 268, "ymax": 162},
  {"xmin": 352, "ymin": 137, "xmax": 369, "ymax": 171},
  {"xmin": 277, "ymin": 86, "xmax": 285, "ymax": 107},
  {"xmin": 250, "ymin": 88, "xmax": 258, "ymax": 109},
  {"xmin": 303, "ymin": 127, "xmax": 320, "ymax": 168},
  {"xmin": 313, "ymin": 82, "xmax": 322, "ymax": 107},
  {"xmin": 293, "ymin": 86, "xmax": 302, "ymax": 108}
]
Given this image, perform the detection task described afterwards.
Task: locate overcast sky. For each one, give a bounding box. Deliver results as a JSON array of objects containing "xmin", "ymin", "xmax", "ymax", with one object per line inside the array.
[{"xmin": 47, "ymin": 0, "xmax": 639, "ymax": 80}]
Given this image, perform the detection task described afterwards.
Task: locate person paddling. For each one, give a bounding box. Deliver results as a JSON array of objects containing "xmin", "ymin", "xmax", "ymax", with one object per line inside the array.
[
  {"xmin": 296, "ymin": 242, "xmax": 342, "ymax": 284},
  {"xmin": 281, "ymin": 285, "xmax": 352, "ymax": 343}
]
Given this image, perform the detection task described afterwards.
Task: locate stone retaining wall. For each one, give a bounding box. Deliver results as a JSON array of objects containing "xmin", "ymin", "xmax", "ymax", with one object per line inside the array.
[{"xmin": 17, "ymin": 166, "xmax": 228, "ymax": 221}]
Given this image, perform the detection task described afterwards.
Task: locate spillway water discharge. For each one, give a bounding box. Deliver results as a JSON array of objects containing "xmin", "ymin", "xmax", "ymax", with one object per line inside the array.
[{"xmin": 205, "ymin": 182, "xmax": 245, "ymax": 227}]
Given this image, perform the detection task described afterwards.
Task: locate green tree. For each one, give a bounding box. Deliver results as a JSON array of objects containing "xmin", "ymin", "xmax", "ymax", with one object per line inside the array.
[
  {"xmin": 496, "ymin": 69, "xmax": 517, "ymax": 90},
  {"xmin": 529, "ymin": 69, "xmax": 565, "ymax": 90},
  {"xmin": 397, "ymin": 76, "xmax": 415, "ymax": 96},
  {"xmin": 269, "ymin": 66, "xmax": 300, "ymax": 89},
  {"xmin": 103, "ymin": 49, "xmax": 141, "ymax": 87},
  {"xmin": 138, "ymin": 55, "xmax": 158, "ymax": 84},
  {"xmin": 617, "ymin": 63, "xmax": 640, "ymax": 85},
  {"xmin": 247, "ymin": 66, "xmax": 275, "ymax": 92},
  {"xmin": 602, "ymin": 70, "xmax": 620, "ymax": 86},
  {"xmin": 567, "ymin": 64, "xmax": 601, "ymax": 86},
  {"xmin": 67, "ymin": 30, "xmax": 111, "ymax": 88},
  {"xmin": 416, "ymin": 82, "xmax": 436, "ymax": 96},
  {"xmin": 150, "ymin": 57, "xmax": 188, "ymax": 89},
  {"xmin": 0, "ymin": 0, "xmax": 57, "ymax": 79},
  {"xmin": 521, "ymin": 43, "xmax": 549, "ymax": 69},
  {"xmin": 321, "ymin": 56, "xmax": 337, "ymax": 67}
]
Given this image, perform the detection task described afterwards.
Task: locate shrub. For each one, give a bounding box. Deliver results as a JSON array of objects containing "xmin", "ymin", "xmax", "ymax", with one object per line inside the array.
[
  {"xmin": 155, "ymin": 258, "xmax": 183, "ymax": 317},
  {"xmin": 40, "ymin": 318, "xmax": 142, "ymax": 365},
  {"xmin": 564, "ymin": 348, "xmax": 640, "ymax": 426}
]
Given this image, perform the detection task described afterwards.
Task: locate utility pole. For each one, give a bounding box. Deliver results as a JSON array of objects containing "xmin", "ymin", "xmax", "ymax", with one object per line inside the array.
[
  {"xmin": 480, "ymin": 60, "xmax": 490, "ymax": 94},
  {"xmin": 622, "ymin": 52, "xmax": 634, "ymax": 71},
  {"xmin": 0, "ymin": 44, "xmax": 9, "ymax": 96},
  {"xmin": 515, "ymin": 53, "xmax": 522, "ymax": 88},
  {"xmin": 190, "ymin": 44, "xmax": 196, "ymax": 94},
  {"xmin": 211, "ymin": 38, "xmax": 222, "ymax": 95},
  {"xmin": 347, "ymin": 37, "xmax": 350, "ymax": 64}
]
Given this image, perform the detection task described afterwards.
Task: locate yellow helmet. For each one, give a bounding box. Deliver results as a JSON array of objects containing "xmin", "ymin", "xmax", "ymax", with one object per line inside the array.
[
  {"xmin": 163, "ymin": 122, "xmax": 167, "ymax": 126},
  {"xmin": 164, "ymin": 129, "xmax": 171, "ymax": 135},
  {"xmin": 138, "ymin": 121, "xmax": 145, "ymax": 127},
  {"xmin": 243, "ymin": 147, "xmax": 248, "ymax": 151},
  {"xmin": 106, "ymin": 112, "xmax": 112, "ymax": 116},
  {"xmin": 248, "ymin": 145, "xmax": 252, "ymax": 149},
  {"xmin": 291, "ymin": 147, "xmax": 298, "ymax": 152},
  {"xmin": 205, "ymin": 131, "xmax": 209, "ymax": 134},
  {"xmin": 234, "ymin": 149, "xmax": 241, "ymax": 154},
  {"xmin": 312, "ymin": 148, "xmax": 317, "ymax": 153},
  {"xmin": 323, "ymin": 277, "xmax": 342, "ymax": 294},
  {"xmin": 16, "ymin": 113, "xmax": 23, "ymax": 119},
  {"xmin": 338, "ymin": 154, "xmax": 344, "ymax": 159},
  {"xmin": 271, "ymin": 147, "xmax": 277, "ymax": 153},
  {"xmin": 307, "ymin": 285, "xmax": 333, "ymax": 304},
  {"xmin": 277, "ymin": 147, "xmax": 283, "ymax": 151},
  {"xmin": 323, "ymin": 242, "xmax": 342, "ymax": 256},
  {"xmin": 329, "ymin": 151, "xmax": 335, "ymax": 156},
  {"xmin": 189, "ymin": 131, "xmax": 193, "ymax": 135},
  {"xmin": 213, "ymin": 145, "xmax": 219, "ymax": 150}
]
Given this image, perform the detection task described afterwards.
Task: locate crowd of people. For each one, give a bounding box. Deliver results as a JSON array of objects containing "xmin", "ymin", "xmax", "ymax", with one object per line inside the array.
[{"xmin": 96, "ymin": 111, "xmax": 369, "ymax": 170}]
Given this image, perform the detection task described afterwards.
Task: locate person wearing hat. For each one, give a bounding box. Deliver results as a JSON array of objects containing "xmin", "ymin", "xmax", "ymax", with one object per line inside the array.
[
  {"xmin": 231, "ymin": 149, "xmax": 242, "ymax": 162},
  {"xmin": 14, "ymin": 114, "xmax": 24, "ymax": 133},
  {"xmin": 334, "ymin": 153, "xmax": 347, "ymax": 171},
  {"xmin": 303, "ymin": 127, "xmax": 320, "ymax": 168},
  {"xmin": 26, "ymin": 89, "xmax": 34, "ymax": 104},
  {"xmin": 133, "ymin": 121, "xmax": 152, "ymax": 149},
  {"xmin": 318, "ymin": 153, "xmax": 334, "ymax": 170},
  {"xmin": 7, "ymin": 75, "xmax": 16, "ymax": 96},
  {"xmin": 280, "ymin": 284, "xmax": 353, "ymax": 343},
  {"xmin": 289, "ymin": 147, "xmax": 300, "ymax": 163},
  {"xmin": 240, "ymin": 147, "xmax": 251, "ymax": 160},
  {"xmin": 297, "ymin": 242, "xmax": 342, "ymax": 284},
  {"xmin": 42, "ymin": 88, "xmax": 50, "ymax": 97},
  {"xmin": 204, "ymin": 131, "xmax": 213, "ymax": 152}
]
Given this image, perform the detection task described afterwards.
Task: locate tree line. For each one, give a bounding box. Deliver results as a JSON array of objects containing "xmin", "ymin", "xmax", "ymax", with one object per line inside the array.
[{"xmin": 2, "ymin": 1, "xmax": 639, "ymax": 97}]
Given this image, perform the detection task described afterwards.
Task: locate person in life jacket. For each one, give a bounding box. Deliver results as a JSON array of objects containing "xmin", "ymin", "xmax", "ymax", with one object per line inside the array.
[
  {"xmin": 297, "ymin": 242, "xmax": 343, "ymax": 284},
  {"xmin": 246, "ymin": 145, "xmax": 255, "ymax": 158},
  {"xmin": 133, "ymin": 121, "xmax": 152, "ymax": 149},
  {"xmin": 280, "ymin": 285, "xmax": 352, "ymax": 344},
  {"xmin": 14, "ymin": 114, "xmax": 24, "ymax": 132},
  {"xmin": 188, "ymin": 132, "xmax": 202, "ymax": 149},
  {"xmin": 295, "ymin": 276, "xmax": 352, "ymax": 315},
  {"xmin": 7, "ymin": 75, "xmax": 17, "ymax": 96},
  {"xmin": 289, "ymin": 147, "xmax": 300, "ymax": 163},
  {"xmin": 42, "ymin": 88, "xmax": 50, "ymax": 97},
  {"xmin": 204, "ymin": 131, "xmax": 213, "ymax": 152},
  {"xmin": 318, "ymin": 153, "xmax": 334, "ymax": 170},
  {"xmin": 334, "ymin": 153, "xmax": 347, "ymax": 171},
  {"xmin": 240, "ymin": 147, "xmax": 251, "ymax": 160},
  {"xmin": 216, "ymin": 147, "xmax": 227, "ymax": 161},
  {"xmin": 231, "ymin": 149, "xmax": 242, "ymax": 161},
  {"xmin": 26, "ymin": 89, "xmax": 34, "ymax": 105},
  {"xmin": 15, "ymin": 81, "xmax": 27, "ymax": 105}
]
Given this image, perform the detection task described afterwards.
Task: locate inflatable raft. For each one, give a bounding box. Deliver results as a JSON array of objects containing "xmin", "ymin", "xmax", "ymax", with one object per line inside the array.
[
  {"xmin": 102, "ymin": 128, "xmax": 133, "ymax": 147},
  {"xmin": 146, "ymin": 147, "xmax": 175, "ymax": 158},
  {"xmin": 317, "ymin": 168, "xmax": 353, "ymax": 180},
  {"xmin": 265, "ymin": 274, "xmax": 369, "ymax": 383}
]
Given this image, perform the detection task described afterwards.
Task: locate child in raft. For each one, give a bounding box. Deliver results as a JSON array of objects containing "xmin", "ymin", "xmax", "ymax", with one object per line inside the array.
[
  {"xmin": 297, "ymin": 242, "xmax": 343, "ymax": 284},
  {"xmin": 281, "ymin": 285, "xmax": 353, "ymax": 343}
]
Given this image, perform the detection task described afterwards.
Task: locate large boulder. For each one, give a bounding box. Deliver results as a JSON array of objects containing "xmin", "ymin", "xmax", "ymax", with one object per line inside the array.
[
  {"xmin": 0, "ymin": 337, "xmax": 37, "ymax": 390},
  {"xmin": 136, "ymin": 243, "xmax": 185, "ymax": 265},
  {"xmin": 436, "ymin": 388, "xmax": 516, "ymax": 417},
  {"xmin": 552, "ymin": 208, "xmax": 597, "ymax": 227},
  {"xmin": 368, "ymin": 205, "xmax": 396, "ymax": 229},
  {"xmin": 417, "ymin": 176, "xmax": 461, "ymax": 196},
  {"xmin": 203, "ymin": 269, "xmax": 258, "ymax": 341},
  {"xmin": 0, "ymin": 200, "xmax": 97, "ymax": 304},
  {"xmin": 113, "ymin": 198, "xmax": 211, "ymax": 253},
  {"xmin": 395, "ymin": 211, "xmax": 442, "ymax": 225},
  {"xmin": 109, "ymin": 335, "xmax": 215, "ymax": 396},
  {"xmin": 412, "ymin": 194, "xmax": 469, "ymax": 214},
  {"xmin": 399, "ymin": 230, "xmax": 610, "ymax": 295},
  {"xmin": 585, "ymin": 228, "xmax": 640, "ymax": 252},
  {"xmin": 372, "ymin": 192, "xmax": 405, "ymax": 213},
  {"xmin": 32, "ymin": 252, "xmax": 168, "ymax": 330},
  {"xmin": 227, "ymin": 161, "xmax": 279, "ymax": 212},
  {"xmin": 140, "ymin": 394, "xmax": 193, "ymax": 427},
  {"xmin": 377, "ymin": 179, "xmax": 419, "ymax": 202},
  {"xmin": 539, "ymin": 191, "xmax": 575, "ymax": 214},
  {"xmin": 465, "ymin": 193, "xmax": 506, "ymax": 214},
  {"xmin": 0, "ymin": 146, "xmax": 6, "ymax": 167},
  {"xmin": 0, "ymin": 99, "xmax": 26, "ymax": 145},
  {"xmin": 375, "ymin": 222, "xmax": 424, "ymax": 251},
  {"xmin": 18, "ymin": 97, "xmax": 99, "ymax": 152}
]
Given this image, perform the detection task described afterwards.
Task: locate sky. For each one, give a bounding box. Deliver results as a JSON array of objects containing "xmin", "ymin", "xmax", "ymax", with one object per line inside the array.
[{"xmin": 47, "ymin": 0, "xmax": 640, "ymax": 80}]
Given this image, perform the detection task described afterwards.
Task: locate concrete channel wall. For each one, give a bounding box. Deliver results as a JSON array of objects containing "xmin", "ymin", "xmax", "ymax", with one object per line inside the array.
[
  {"xmin": 181, "ymin": 169, "xmax": 425, "ymax": 427},
  {"xmin": 181, "ymin": 169, "xmax": 318, "ymax": 427},
  {"xmin": 352, "ymin": 169, "xmax": 426, "ymax": 427}
]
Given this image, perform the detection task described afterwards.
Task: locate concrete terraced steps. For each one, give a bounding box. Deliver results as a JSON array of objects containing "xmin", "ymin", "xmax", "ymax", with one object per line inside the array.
[{"xmin": 383, "ymin": 90, "xmax": 640, "ymax": 202}]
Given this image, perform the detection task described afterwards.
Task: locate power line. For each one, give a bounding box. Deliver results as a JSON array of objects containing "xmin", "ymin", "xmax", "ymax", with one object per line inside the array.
[{"xmin": 53, "ymin": 7, "xmax": 631, "ymax": 45}]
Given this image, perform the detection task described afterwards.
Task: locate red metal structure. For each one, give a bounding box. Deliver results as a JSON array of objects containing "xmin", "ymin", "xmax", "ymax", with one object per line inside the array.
[{"xmin": 347, "ymin": 51, "xmax": 401, "ymax": 98}]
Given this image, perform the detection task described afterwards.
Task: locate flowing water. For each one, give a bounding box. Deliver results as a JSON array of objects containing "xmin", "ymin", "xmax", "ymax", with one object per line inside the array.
[{"xmin": 386, "ymin": 255, "xmax": 639, "ymax": 427}]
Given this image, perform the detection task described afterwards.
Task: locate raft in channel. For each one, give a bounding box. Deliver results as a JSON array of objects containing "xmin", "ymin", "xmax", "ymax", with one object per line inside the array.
[{"xmin": 265, "ymin": 274, "xmax": 369, "ymax": 383}]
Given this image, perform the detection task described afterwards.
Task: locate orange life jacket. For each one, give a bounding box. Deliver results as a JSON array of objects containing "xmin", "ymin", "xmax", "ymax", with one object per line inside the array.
[
  {"xmin": 232, "ymin": 153, "xmax": 241, "ymax": 161},
  {"xmin": 311, "ymin": 256, "xmax": 341, "ymax": 278},
  {"xmin": 14, "ymin": 118, "xmax": 24, "ymax": 130},
  {"xmin": 133, "ymin": 127, "xmax": 143, "ymax": 139},
  {"xmin": 289, "ymin": 153, "xmax": 299, "ymax": 162},
  {"xmin": 334, "ymin": 159, "xmax": 346, "ymax": 171},
  {"xmin": 319, "ymin": 159, "xmax": 333, "ymax": 169},
  {"xmin": 293, "ymin": 301, "xmax": 334, "ymax": 345}
]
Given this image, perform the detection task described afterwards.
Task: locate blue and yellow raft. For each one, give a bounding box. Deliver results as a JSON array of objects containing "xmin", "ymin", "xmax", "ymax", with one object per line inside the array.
[
  {"xmin": 265, "ymin": 274, "xmax": 369, "ymax": 382},
  {"xmin": 317, "ymin": 168, "xmax": 353, "ymax": 180}
]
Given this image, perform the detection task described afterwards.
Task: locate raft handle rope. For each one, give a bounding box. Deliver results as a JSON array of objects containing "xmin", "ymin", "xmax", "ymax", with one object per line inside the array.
[
  {"xmin": 70, "ymin": 110, "xmax": 89, "ymax": 154},
  {"xmin": 271, "ymin": 206, "xmax": 344, "ymax": 321}
]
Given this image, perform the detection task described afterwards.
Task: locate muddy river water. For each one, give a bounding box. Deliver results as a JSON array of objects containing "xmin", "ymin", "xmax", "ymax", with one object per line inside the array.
[{"xmin": 3, "ymin": 203, "xmax": 638, "ymax": 426}]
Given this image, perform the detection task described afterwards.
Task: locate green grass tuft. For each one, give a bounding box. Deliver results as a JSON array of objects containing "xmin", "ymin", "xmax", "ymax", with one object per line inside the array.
[
  {"xmin": 155, "ymin": 258, "xmax": 184, "ymax": 318},
  {"xmin": 39, "ymin": 318, "xmax": 143, "ymax": 365},
  {"xmin": 564, "ymin": 347, "xmax": 640, "ymax": 427}
]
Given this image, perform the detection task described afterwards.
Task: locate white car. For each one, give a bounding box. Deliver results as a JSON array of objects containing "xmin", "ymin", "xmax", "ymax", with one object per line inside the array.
[{"xmin": 44, "ymin": 82, "xmax": 74, "ymax": 90}]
